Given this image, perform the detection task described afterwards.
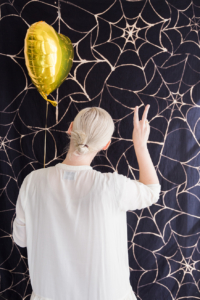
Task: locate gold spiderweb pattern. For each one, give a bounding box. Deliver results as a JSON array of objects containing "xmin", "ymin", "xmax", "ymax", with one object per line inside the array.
[{"xmin": 0, "ymin": 0, "xmax": 200, "ymax": 299}]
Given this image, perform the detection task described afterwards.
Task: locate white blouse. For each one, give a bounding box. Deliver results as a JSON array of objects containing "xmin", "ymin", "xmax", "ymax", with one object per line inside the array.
[{"xmin": 12, "ymin": 163, "xmax": 161, "ymax": 300}]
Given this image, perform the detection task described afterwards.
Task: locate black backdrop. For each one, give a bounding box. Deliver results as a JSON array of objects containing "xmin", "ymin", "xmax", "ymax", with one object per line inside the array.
[{"xmin": 1, "ymin": 0, "xmax": 200, "ymax": 299}]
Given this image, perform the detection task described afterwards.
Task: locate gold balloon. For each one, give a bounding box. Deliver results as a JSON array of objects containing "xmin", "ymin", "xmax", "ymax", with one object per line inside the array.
[{"xmin": 24, "ymin": 21, "xmax": 74, "ymax": 107}]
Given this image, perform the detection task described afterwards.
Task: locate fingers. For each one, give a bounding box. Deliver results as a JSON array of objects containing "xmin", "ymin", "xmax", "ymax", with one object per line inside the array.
[
  {"xmin": 134, "ymin": 106, "xmax": 139, "ymax": 128},
  {"xmin": 134, "ymin": 104, "xmax": 150, "ymax": 128},
  {"xmin": 141, "ymin": 104, "xmax": 150, "ymax": 125}
]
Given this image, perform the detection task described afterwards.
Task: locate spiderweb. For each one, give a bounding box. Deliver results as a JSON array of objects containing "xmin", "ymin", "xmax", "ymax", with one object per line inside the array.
[{"xmin": 1, "ymin": 0, "xmax": 200, "ymax": 299}]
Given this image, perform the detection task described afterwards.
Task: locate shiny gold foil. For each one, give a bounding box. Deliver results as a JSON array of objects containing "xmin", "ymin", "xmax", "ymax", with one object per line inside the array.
[{"xmin": 24, "ymin": 21, "xmax": 74, "ymax": 107}]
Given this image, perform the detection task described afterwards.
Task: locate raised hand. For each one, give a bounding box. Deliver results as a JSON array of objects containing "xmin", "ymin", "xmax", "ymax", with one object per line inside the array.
[{"xmin": 132, "ymin": 105, "xmax": 150, "ymax": 149}]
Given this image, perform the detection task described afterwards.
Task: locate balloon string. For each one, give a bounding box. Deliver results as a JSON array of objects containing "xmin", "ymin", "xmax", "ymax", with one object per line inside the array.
[{"xmin": 44, "ymin": 102, "xmax": 49, "ymax": 168}]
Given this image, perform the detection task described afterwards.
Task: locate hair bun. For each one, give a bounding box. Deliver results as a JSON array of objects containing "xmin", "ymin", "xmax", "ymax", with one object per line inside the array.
[
  {"xmin": 76, "ymin": 143, "xmax": 89, "ymax": 156},
  {"xmin": 69, "ymin": 129, "xmax": 89, "ymax": 155}
]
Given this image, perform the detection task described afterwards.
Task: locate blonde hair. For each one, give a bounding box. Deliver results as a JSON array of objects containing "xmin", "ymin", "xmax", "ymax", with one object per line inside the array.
[{"xmin": 64, "ymin": 107, "xmax": 115, "ymax": 158}]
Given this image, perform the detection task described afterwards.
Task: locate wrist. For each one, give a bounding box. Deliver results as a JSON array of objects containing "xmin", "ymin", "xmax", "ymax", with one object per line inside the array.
[{"xmin": 134, "ymin": 143, "xmax": 148, "ymax": 151}]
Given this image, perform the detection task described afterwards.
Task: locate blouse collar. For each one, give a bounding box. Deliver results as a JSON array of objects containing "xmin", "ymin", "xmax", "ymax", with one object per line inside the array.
[{"xmin": 56, "ymin": 163, "xmax": 93, "ymax": 171}]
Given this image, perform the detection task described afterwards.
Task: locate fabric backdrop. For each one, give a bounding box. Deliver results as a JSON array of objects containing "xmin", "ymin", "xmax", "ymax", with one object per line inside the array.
[{"xmin": 1, "ymin": 0, "xmax": 200, "ymax": 299}]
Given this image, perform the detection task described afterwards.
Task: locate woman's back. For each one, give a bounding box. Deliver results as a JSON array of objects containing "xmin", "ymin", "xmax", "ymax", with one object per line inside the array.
[
  {"xmin": 13, "ymin": 103, "xmax": 161, "ymax": 300},
  {"xmin": 13, "ymin": 162, "xmax": 160, "ymax": 300}
]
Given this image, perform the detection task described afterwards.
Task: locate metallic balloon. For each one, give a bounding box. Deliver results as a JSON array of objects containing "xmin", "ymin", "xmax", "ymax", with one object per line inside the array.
[{"xmin": 24, "ymin": 21, "xmax": 74, "ymax": 107}]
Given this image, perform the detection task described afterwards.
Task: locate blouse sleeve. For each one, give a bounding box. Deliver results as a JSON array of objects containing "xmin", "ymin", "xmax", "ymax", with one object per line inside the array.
[
  {"xmin": 12, "ymin": 175, "xmax": 29, "ymax": 248},
  {"xmin": 113, "ymin": 172, "xmax": 161, "ymax": 212}
]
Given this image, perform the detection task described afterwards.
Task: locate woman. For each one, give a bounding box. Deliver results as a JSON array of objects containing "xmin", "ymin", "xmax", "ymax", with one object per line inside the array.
[{"xmin": 12, "ymin": 105, "xmax": 161, "ymax": 300}]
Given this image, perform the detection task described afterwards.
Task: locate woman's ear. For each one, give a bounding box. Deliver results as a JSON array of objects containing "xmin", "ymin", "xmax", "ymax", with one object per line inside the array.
[
  {"xmin": 67, "ymin": 122, "xmax": 73, "ymax": 134},
  {"xmin": 102, "ymin": 140, "xmax": 111, "ymax": 150}
]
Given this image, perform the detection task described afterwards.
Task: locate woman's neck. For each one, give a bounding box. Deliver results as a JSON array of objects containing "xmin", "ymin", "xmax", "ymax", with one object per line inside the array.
[{"xmin": 62, "ymin": 152, "xmax": 95, "ymax": 166}]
